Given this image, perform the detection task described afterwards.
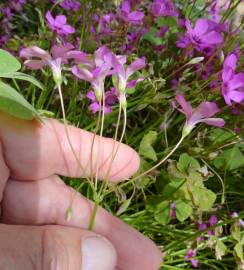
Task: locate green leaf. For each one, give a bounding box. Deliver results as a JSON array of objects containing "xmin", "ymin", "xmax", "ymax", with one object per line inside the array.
[
  {"xmin": 142, "ymin": 30, "xmax": 164, "ymax": 46},
  {"xmin": 215, "ymin": 239, "xmax": 227, "ymax": 260},
  {"xmin": 156, "ymin": 17, "xmax": 178, "ymax": 28},
  {"xmin": 139, "ymin": 131, "xmax": 158, "ymax": 161},
  {"xmin": 162, "ymin": 179, "xmax": 186, "ymax": 199},
  {"xmin": 175, "ymin": 200, "xmax": 192, "ymax": 222},
  {"xmin": 0, "ymin": 72, "xmax": 44, "ymax": 90},
  {"xmin": 0, "ymin": 81, "xmax": 39, "ymax": 120},
  {"xmin": 154, "ymin": 201, "xmax": 171, "ymax": 225},
  {"xmin": 177, "ymin": 153, "xmax": 200, "ymax": 173},
  {"xmin": 0, "ymin": 49, "xmax": 21, "ymax": 75},
  {"xmin": 230, "ymin": 223, "xmax": 242, "ymax": 242},
  {"xmin": 234, "ymin": 242, "xmax": 243, "ymax": 263},
  {"xmin": 191, "ymin": 186, "xmax": 216, "ymax": 211},
  {"xmin": 214, "ymin": 146, "xmax": 244, "ymax": 171}
]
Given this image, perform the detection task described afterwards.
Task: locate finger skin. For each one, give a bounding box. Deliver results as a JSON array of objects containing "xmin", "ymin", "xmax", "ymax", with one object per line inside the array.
[
  {"xmin": 2, "ymin": 177, "xmax": 162, "ymax": 270},
  {"xmin": 0, "ymin": 113, "xmax": 140, "ymax": 181},
  {"xmin": 0, "ymin": 224, "xmax": 116, "ymax": 270},
  {"xmin": 0, "ymin": 141, "xmax": 9, "ymax": 202}
]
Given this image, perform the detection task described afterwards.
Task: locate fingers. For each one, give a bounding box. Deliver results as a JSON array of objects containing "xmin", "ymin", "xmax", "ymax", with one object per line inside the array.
[
  {"xmin": 2, "ymin": 177, "xmax": 162, "ymax": 270},
  {"xmin": 0, "ymin": 141, "xmax": 9, "ymax": 202},
  {"xmin": 0, "ymin": 113, "xmax": 140, "ymax": 181},
  {"xmin": 0, "ymin": 224, "xmax": 117, "ymax": 270}
]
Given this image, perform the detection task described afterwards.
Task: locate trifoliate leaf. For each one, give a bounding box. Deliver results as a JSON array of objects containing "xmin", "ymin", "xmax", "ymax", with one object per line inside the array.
[
  {"xmin": 191, "ymin": 186, "xmax": 216, "ymax": 211},
  {"xmin": 139, "ymin": 131, "xmax": 158, "ymax": 161},
  {"xmin": 214, "ymin": 146, "xmax": 244, "ymax": 171},
  {"xmin": 215, "ymin": 239, "xmax": 227, "ymax": 260},
  {"xmin": 154, "ymin": 200, "xmax": 171, "ymax": 225},
  {"xmin": 177, "ymin": 153, "xmax": 200, "ymax": 173},
  {"xmin": 175, "ymin": 199, "xmax": 192, "ymax": 222}
]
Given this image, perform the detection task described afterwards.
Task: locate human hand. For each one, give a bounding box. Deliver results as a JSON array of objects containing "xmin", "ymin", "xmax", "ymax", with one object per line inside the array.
[{"xmin": 0, "ymin": 113, "xmax": 161, "ymax": 270}]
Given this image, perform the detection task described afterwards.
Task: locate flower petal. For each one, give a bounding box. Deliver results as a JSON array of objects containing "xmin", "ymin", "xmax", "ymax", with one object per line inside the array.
[
  {"xmin": 86, "ymin": 90, "xmax": 96, "ymax": 102},
  {"xmin": 62, "ymin": 24, "xmax": 75, "ymax": 34},
  {"xmin": 224, "ymin": 54, "xmax": 237, "ymax": 70},
  {"xmin": 227, "ymin": 90, "xmax": 244, "ymax": 104},
  {"xmin": 24, "ymin": 60, "xmax": 46, "ymax": 70},
  {"xmin": 55, "ymin": 15, "xmax": 67, "ymax": 25},
  {"xmin": 72, "ymin": 65, "xmax": 93, "ymax": 82},
  {"xmin": 194, "ymin": 19, "xmax": 209, "ymax": 36},
  {"xmin": 228, "ymin": 73, "xmax": 244, "ymax": 91},
  {"xmin": 51, "ymin": 44, "xmax": 74, "ymax": 60},
  {"xmin": 45, "ymin": 11, "xmax": 55, "ymax": 25},
  {"xmin": 200, "ymin": 118, "xmax": 225, "ymax": 127},
  {"xmin": 201, "ymin": 31, "xmax": 223, "ymax": 44},
  {"xmin": 175, "ymin": 93, "xmax": 192, "ymax": 119},
  {"xmin": 20, "ymin": 46, "xmax": 50, "ymax": 60},
  {"xmin": 128, "ymin": 11, "xmax": 144, "ymax": 22},
  {"xmin": 126, "ymin": 57, "xmax": 146, "ymax": 79}
]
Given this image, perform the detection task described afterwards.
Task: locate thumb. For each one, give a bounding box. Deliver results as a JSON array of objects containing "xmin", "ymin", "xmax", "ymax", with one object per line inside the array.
[{"xmin": 0, "ymin": 224, "xmax": 117, "ymax": 270}]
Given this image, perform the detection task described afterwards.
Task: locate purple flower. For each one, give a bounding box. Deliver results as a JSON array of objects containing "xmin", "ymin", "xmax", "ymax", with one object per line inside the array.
[
  {"xmin": 72, "ymin": 46, "xmax": 114, "ymax": 100},
  {"xmin": 185, "ymin": 249, "xmax": 196, "ymax": 259},
  {"xmin": 174, "ymin": 93, "xmax": 225, "ymax": 136},
  {"xmin": 231, "ymin": 212, "xmax": 244, "ymax": 227},
  {"xmin": 185, "ymin": 249, "xmax": 199, "ymax": 268},
  {"xmin": 112, "ymin": 55, "xmax": 146, "ymax": 94},
  {"xmin": 118, "ymin": 0, "xmax": 144, "ymax": 25},
  {"xmin": 87, "ymin": 88, "xmax": 118, "ymax": 114},
  {"xmin": 198, "ymin": 223, "xmax": 207, "ymax": 231},
  {"xmin": 221, "ymin": 53, "xmax": 244, "ymax": 105},
  {"xmin": 52, "ymin": 0, "xmax": 81, "ymax": 11},
  {"xmin": 45, "ymin": 11, "xmax": 75, "ymax": 36},
  {"xmin": 184, "ymin": 19, "xmax": 223, "ymax": 51},
  {"xmin": 151, "ymin": 0, "xmax": 178, "ymax": 17},
  {"xmin": 191, "ymin": 259, "xmax": 199, "ymax": 268},
  {"xmin": 20, "ymin": 44, "xmax": 75, "ymax": 85},
  {"xmin": 209, "ymin": 215, "xmax": 218, "ymax": 226}
]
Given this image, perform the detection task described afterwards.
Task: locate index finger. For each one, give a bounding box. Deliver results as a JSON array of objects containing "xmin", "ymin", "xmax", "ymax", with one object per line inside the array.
[{"xmin": 0, "ymin": 113, "xmax": 140, "ymax": 181}]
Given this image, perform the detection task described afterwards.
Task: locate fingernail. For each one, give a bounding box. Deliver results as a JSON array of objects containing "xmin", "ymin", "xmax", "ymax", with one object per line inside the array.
[{"xmin": 82, "ymin": 236, "xmax": 117, "ymax": 270}]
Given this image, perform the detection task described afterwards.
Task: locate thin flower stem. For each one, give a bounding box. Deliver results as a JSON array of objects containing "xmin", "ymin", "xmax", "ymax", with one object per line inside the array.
[
  {"xmin": 57, "ymin": 85, "xmax": 95, "ymax": 221},
  {"xmin": 89, "ymin": 89, "xmax": 106, "ymax": 231},
  {"xmin": 57, "ymin": 85, "xmax": 89, "ymax": 180},
  {"xmin": 98, "ymin": 106, "xmax": 127, "ymax": 199},
  {"xmin": 201, "ymin": 158, "xmax": 225, "ymax": 204},
  {"xmin": 89, "ymin": 100, "xmax": 102, "ymax": 184},
  {"xmin": 88, "ymin": 202, "xmax": 99, "ymax": 231},
  {"xmin": 131, "ymin": 135, "xmax": 185, "ymax": 182},
  {"xmin": 94, "ymin": 90, "xmax": 106, "ymax": 191}
]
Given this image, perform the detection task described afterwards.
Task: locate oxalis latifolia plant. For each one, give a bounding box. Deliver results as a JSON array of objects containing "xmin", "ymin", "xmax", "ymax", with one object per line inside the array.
[{"xmin": 0, "ymin": 0, "xmax": 244, "ymax": 269}]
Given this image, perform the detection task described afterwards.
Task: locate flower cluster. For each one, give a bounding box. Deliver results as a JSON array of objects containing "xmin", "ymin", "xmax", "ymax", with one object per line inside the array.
[{"xmin": 221, "ymin": 53, "xmax": 244, "ymax": 105}]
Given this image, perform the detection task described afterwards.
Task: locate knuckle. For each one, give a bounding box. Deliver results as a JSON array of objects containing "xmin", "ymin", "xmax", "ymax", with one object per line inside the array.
[{"xmin": 40, "ymin": 226, "xmax": 69, "ymax": 270}]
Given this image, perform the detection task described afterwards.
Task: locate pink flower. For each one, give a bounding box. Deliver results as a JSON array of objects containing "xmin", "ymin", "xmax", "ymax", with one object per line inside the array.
[
  {"xmin": 45, "ymin": 11, "xmax": 75, "ymax": 36},
  {"xmin": 87, "ymin": 88, "xmax": 118, "ymax": 114},
  {"xmin": 151, "ymin": 0, "xmax": 178, "ymax": 17},
  {"xmin": 174, "ymin": 93, "xmax": 225, "ymax": 136},
  {"xmin": 221, "ymin": 53, "xmax": 244, "ymax": 105},
  {"xmin": 180, "ymin": 19, "xmax": 224, "ymax": 52},
  {"xmin": 20, "ymin": 44, "xmax": 76, "ymax": 85},
  {"xmin": 72, "ymin": 46, "xmax": 115, "ymax": 100},
  {"xmin": 112, "ymin": 55, "xmax": 146, "ymax": 94},
  {"xmin": 118, "ymin": 0, "xmax": 144, "ymax": 25}
]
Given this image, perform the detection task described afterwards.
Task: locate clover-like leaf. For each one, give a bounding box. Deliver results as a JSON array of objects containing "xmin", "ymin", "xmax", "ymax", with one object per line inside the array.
[
  {"xmin": 175, "ymin": 199, "xmax": 192, "ymax": 222},
  {"xmin": 139, "ymin": 131, "xmax": 158, "ymax": 161}
]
